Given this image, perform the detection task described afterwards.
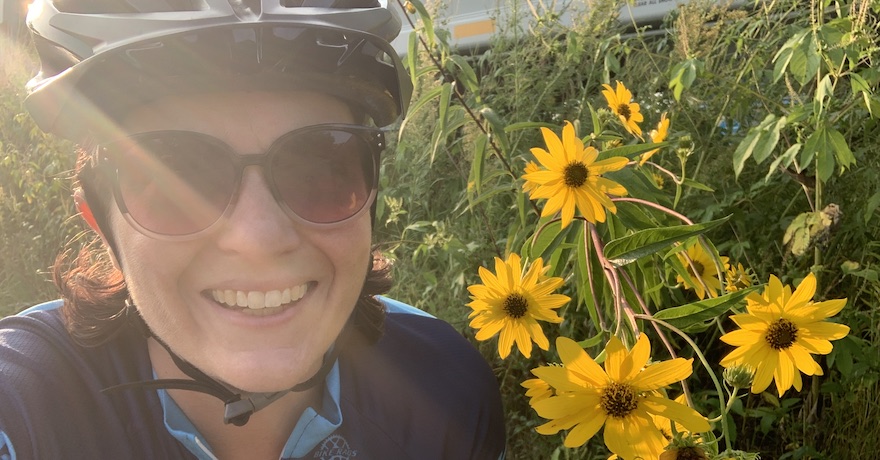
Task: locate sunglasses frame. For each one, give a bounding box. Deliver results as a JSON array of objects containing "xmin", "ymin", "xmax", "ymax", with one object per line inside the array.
[{"xmin": 95, "ymin": 123, "xmax": 385, "ymax": 241}]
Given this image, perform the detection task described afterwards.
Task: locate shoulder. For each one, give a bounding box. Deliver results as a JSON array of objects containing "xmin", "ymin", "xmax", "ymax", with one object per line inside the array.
[
  {"xmin": 0, "ymin": 301, "xmax": 175, "ymax": 459},
  {"xmin": 334, "ymin": 296, "xmax": 506, "ymax": 459},
  {"xmin": 0, "ymin": 300, "xmax": 75, "ymax": 376},
  {"xmin": 377, "ymin": 297, "xmax": 497, "ymax": 380}
]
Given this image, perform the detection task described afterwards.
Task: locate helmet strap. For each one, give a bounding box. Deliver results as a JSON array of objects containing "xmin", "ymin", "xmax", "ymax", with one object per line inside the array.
[{"xmin": 103, "ymin": 300, "xmax": 349, "ymax": 426}]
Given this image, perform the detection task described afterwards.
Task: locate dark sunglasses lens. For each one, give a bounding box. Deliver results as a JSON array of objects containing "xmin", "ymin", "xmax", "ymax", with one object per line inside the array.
[
  {"xmin": 272, "ymin": 129, "xmax": 376, "ymax": 224},
  {"xmin": 115, "ymin": 134, "xmax": 236, "ymax": 235}
]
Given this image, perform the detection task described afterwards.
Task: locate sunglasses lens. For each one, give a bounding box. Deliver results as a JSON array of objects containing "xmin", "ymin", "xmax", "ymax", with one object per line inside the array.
[
  {"xmin": 115, "ymin": 134, "xmax": 236, "ymax": 235},
  {"xmin": 272, "ymin": 128, "xmax": 376, "ymax": 224},
  {"xmin": 108, "ymin": 126, "xmax": 378, "ymax": 238}
]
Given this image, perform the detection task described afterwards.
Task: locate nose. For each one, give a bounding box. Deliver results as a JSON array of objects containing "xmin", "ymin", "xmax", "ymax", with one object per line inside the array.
[{"xmin": 213, "ymin": 167, "xmax": 301, "ymax": 257}]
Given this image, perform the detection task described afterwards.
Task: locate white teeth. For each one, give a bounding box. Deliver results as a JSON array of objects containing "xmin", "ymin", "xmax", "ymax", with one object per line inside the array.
[
  {"xmin": 211, "ymin": 284, "xmax": 308, "ymax": 310},
  {"xmin": 265, "ymin": 290, "xmax": 281, "ymax": 309},
  {"xmin": 248, "ymin": 291, "xmax": 265, "ymax": 310}
]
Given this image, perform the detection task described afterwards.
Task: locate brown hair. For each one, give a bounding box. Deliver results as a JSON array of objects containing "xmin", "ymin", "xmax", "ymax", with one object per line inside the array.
[{"xmin": 54, "ymin": 146, "xmax": 390, "ymax": 347}]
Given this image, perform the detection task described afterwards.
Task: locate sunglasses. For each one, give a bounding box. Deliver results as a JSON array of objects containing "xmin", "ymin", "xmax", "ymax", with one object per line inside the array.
[{"xmin": 95, "ymin": 124, "xmax": 384, "ymax": 240}]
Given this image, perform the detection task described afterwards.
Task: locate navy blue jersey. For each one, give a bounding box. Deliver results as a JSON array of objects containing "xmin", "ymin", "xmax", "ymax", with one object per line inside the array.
[{"xmin": 0, "ymin": 299, "xmax": 506, "ymax": 459}]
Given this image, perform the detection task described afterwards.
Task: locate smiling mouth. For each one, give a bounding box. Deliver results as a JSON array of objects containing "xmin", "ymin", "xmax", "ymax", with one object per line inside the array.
[{"xmin": 210, "ymin": 284, "xmax": 309, "ymax": 310}]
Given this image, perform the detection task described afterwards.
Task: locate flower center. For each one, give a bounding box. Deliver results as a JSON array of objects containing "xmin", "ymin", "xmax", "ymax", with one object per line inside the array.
[
  {"xmin": 617, "ymin": 103, "xmax": 632, "ymax": 120},
  {"xmin": 765, "ymin": 318, "xmax": 798, "ymax": 350},
  {"xmin": 600, "ymin": 382, "xmax": 639, "ymax": 418},
  {"xmin": 503, "ymin": 293, "xmax": 529, "ymax": 319},
  {"xmin": 688, "ymin": 261, "xmax": 705, "ymax": 278},
  {"xmin": 563, "ymin": 162, "xmax": 589, "ymax": 188},
  {"xmin": 674, "ymin": 446, "xmax": 708, "ymax": 460}
]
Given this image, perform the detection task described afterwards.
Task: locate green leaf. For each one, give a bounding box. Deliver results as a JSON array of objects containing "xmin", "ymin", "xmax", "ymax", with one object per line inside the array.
[
  {"xmin": 668, "ymin": 59, "xmax": 701, "ymax": 102},
  {"xmin": 850, "ymin": 72, "xmax": 871, "ymax": 94},
  {"xmin": 406, "ymin": 32, "xmax": 419, "ymax": 83},
  {"xmin": 863, "ymin": 191, "xmax": 880, "ymax": 224},
  {"xmin": 773, "ymin": 47, "xmax": 795, "ymax": 83},
  {"xmin": 827, "ymin": 127, "xmax": 856, "ymax": 171},
  {"xmin": 406, "ymin": 0, "xmax": 434, "ymax": 49},
  {"xmin": 732, "ymin": 114, "xmax": 786, "ymax": 178},
  {"xmin": 653, "ymin": 287, "xmax": 758, "ymax": 331},
  {"xmin": 479, "ymin": 107, "xmax": 511, "ymax": 155},
  {"xmin": 469, "ymin": 135, "xmax": 488, "ymax": 196},
  {"xmin": 604, "ymin": 215, "xmax": 731, "ymax": 266},
  {"xmin": 429, "ymin": 82, "xmax": 453, "ymax": 163},
  {"xmin": 504, "ymin": 121, "xmax": 558, "ymax": 132},
  {"xmin": 577, "ymin": 331, "xmax": 605, "ymax": 349},
  {"xmin": 802, "ymin": 125, "xmax": 855, "ymax": 183},
  {"xmin": 589, "ymin": 103, "xmax": 601, "ymax": 136},
  {"xmin": 399, "ymin": 85, "xmax": 444, "ymax": 138},
  {"xmin": 575, "ymin": 224, "xmax": 600, "ymax": 328},
  {"xmin": 765, "ymin": 144, "xmax": 802, "ymax": 183},
  {"xmin": 789, "ymin": 34, "xmax": 821, "ymax": 86},
  {"xmin": 448, "ymin": 55, "xmax": 480, "ymax": 99},
  {"xmin": 527, "ymin": 220, "xmax": 567, "ymax": 262},
  {"xmin": 466, "ymin": 184, "xmax": 514, "ymax": 209},
  {"xmin": 681, "ymin": 178, "xmax": 714, "ymax": 192}
]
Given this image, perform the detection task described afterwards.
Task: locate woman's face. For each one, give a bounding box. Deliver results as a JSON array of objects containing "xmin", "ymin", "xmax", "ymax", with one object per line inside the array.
[{"xmin": 106, "ymin": 90, "xmax": 371, "ymax": 392}]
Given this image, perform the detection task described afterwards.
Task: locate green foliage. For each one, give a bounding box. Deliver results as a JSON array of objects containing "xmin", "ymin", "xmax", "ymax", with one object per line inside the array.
[
  {"xmin": 384, "ymin": 0, "xmax": 880, "ymax": 458},
  {"xmin": 0, "ymin": 35, "xmax": 79, "ymax": 316}
]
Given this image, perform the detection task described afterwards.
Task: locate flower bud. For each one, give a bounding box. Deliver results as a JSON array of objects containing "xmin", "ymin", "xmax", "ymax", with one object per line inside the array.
[{"xmin": 723, "ymin": 364, "xmax": 754, "ymax": 389}]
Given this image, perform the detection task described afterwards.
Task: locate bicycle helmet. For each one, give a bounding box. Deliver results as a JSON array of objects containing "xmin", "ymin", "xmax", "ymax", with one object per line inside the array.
[{"xmin": 25, "ymin": 0, "xmax": 412, "ymax": 139}]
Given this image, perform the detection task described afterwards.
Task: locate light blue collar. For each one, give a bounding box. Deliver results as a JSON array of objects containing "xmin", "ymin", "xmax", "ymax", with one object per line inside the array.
[{"xmin": 158, "ymin": 362, "xmax": 342, "ymax": 460}]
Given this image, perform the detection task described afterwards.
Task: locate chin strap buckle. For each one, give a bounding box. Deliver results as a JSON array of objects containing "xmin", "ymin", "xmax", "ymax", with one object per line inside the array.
[{"xmin": 224, "ymin": 392, "xmax": 288, "ymax": 426}]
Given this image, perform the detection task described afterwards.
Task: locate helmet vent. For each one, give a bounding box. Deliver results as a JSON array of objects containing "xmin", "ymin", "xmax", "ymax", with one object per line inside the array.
[
  {"xmin": 228, "ymin": 0, "xmax": 261, "ymax": 19},
  {"xmin": 281, "ymin": 1, "xmax": 381, "ymax": 7}
]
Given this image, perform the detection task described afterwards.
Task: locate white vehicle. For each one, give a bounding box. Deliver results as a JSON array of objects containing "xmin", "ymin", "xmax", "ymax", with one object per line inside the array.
[{"xmin": 382, "ymin": 0, "xmax": 749, "ymax": 56}]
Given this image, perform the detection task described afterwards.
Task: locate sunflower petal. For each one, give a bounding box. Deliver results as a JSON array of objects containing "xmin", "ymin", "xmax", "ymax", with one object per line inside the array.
[
  {"xmin": 540, "ymin": 127, "xmax": 564, "ymax": 158},
  {"xmin": 802, "ymin": 320, "xmax": 850, "ymax": 339},
  {"xmin": 751, "ymin": 348, "xmax": 778, "ymax": 394},
  {"xmin": 787, "ymin": 273, "xmax": 816, "ymax": 309},
  {"xmin": 642, "ymin": 395, "xmax": 711, "ymax": 432},
  {"xmin": 604, "ymin": 336, "xmax": 628, "ymax": 382},
  {"xmin": 774, "ymin": 350, "xmax": 796, "ymax": 396},
  {"xmin": 632, "ymin": 358, "xmax": 694, "ymax": 390},
  {"xmin": 563, "ymin": 406, "xmax": 607, "ymax": 448},
  {"xmin": 557, "ymin": 337, "xmax": 609, "ymax": 387},
  {"xmin": 625, "ymin": 334, "xmax": 652, "ymax": 382},
  {"xmin": 720, "ymin": 328, "xmax": 763, "ymax": 346}
]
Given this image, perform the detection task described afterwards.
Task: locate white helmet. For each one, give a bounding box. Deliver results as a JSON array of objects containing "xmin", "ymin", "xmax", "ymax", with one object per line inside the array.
[{"xmin": 25, "ymin": 0, "xmax": 412, "ymax": 139}]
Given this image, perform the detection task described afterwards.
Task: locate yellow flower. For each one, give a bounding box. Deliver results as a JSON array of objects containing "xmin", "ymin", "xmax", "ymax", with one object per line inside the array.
[
  {"xmin": 676, "ymin": 242, "xmax": 729, "ymax": 300},
  {"xmin": 725, "ymin": 263, "xmax": 756, "ymax": 293},
  {"xmin": 522, "ymin": 375, "xmax": 554, "ymax": 405},
  {"xmin": 467, "ymin": 254, "xmax": 569, "ymax": 359},
  {"xmin": 531, "ymin": 335, "xmax": 710, "ymax": 458},
  {"xmin": 522, "ymin": 161, "xmax": 540, "ymax": 194},
  {"xmin": 720, "ymin": 273, "xmax": 850, "ymax": 396},
  {"xmin": 602, "ymin": 81, "xmax": 645, "ymax": 138},
  {"xmin": 523, "ymin": 121, "xmax": 629, "ymax": 228},
  {"xmin": 641, "ymin": 112, "xmax": 670, "ymax": 165}
]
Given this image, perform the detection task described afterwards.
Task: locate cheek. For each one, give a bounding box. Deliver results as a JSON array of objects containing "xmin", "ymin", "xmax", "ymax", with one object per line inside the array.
[
  {"xmin": 107, "ymin": 211, "xmax": 198, "ymax": 323},
  {"xmin": 329, "ymin": 218, "xmax": 373, "ymax": 276}
]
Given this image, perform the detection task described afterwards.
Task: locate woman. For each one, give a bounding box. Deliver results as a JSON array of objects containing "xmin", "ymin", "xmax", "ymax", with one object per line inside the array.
[{"xmin": 0, "ymin": 1, "xmax": 506, "ymax": 459}]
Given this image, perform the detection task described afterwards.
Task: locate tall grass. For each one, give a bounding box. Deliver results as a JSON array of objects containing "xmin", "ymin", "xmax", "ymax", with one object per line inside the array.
[{"xmin": 0, "ymin": 34, "xmax": 79, "ymax": 315}]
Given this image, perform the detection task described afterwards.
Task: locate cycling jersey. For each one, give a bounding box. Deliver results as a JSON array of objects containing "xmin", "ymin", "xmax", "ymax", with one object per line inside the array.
[{"xmin": 0, "ymin": 298, "xmax": 506, "ymax": 459}]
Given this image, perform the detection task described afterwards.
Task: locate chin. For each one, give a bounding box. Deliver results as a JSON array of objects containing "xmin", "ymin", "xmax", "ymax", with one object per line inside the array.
[{"xmin": 216, "ymin": 355, "xmax": 324, "ymax": 394}]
